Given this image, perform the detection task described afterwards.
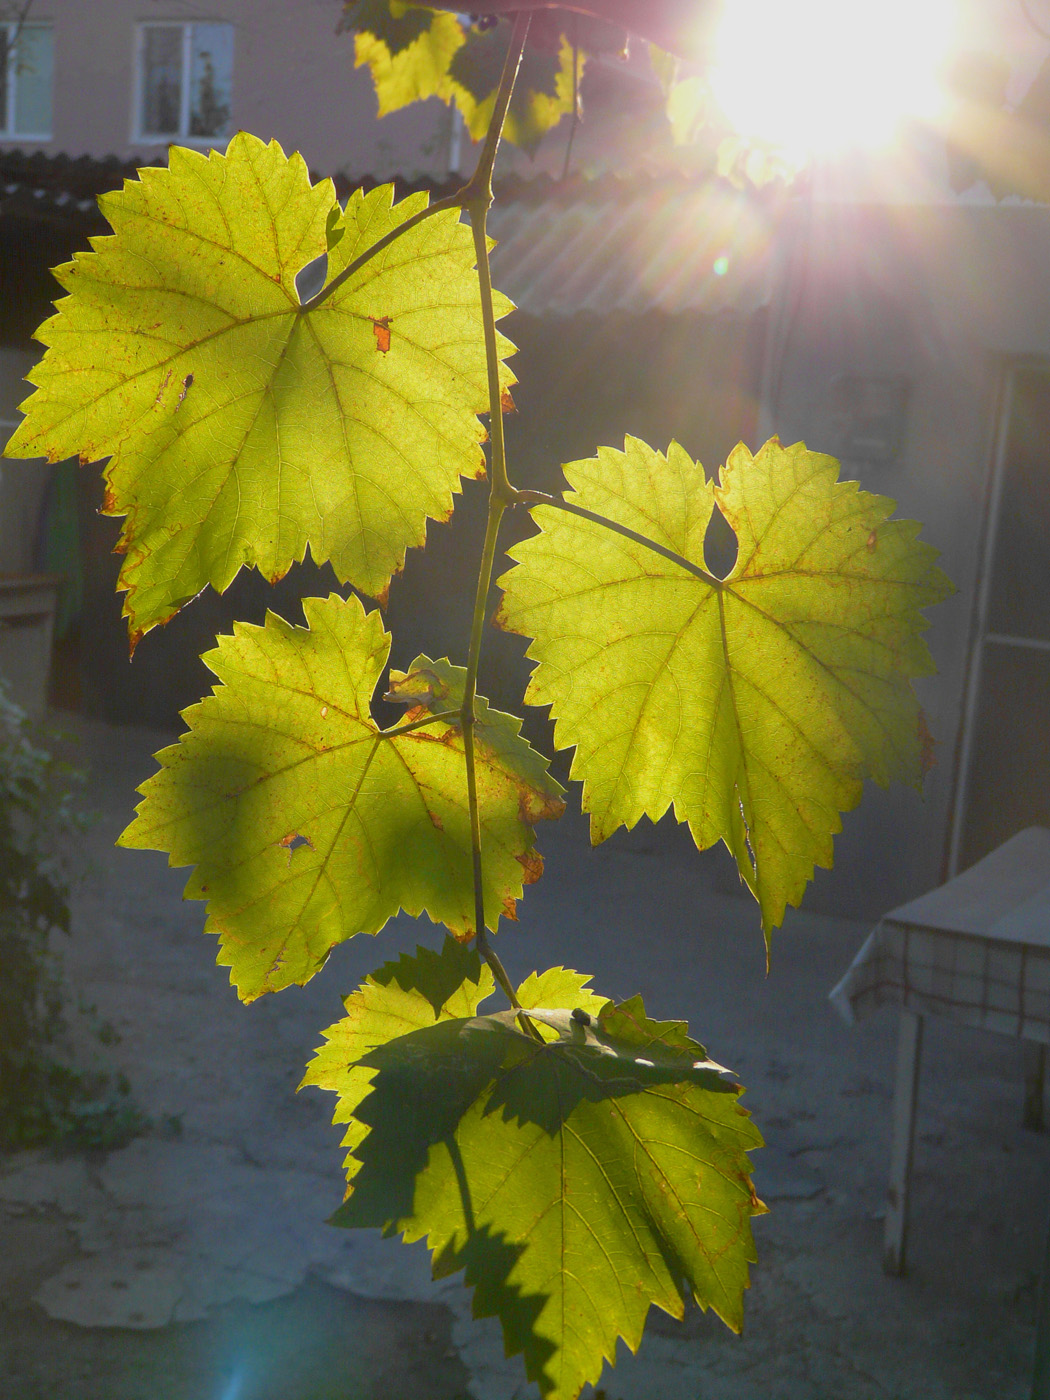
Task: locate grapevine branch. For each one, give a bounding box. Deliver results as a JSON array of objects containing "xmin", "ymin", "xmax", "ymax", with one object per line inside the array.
[{"xmin": 455, "ymin": 14, "xmax": 542, "ymax": 1038}]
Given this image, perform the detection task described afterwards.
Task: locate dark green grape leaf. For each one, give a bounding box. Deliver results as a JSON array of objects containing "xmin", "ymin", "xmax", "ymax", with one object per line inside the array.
[
  {"xmin": 344, "ymin": 0, "xmax": 435, "ymax": 53},
  {"xmin": 321, "ymin": 980, "xmax": 763, "ymax": 1400},
  {"xmin": 345, "ymin": 0, "xmax": 466, "ymax": 114},
  {"xmin": 497, "ymin": 436, "xmax": 953, "ymax": 939},
  {"xmin": 450, "ymin": 20, "xmax": 579, "ymax": 151},
  {"xmin": 4, "ymin": 133, "xmax": 513, "ymax": 641},
  {"xmin": 119, "ymin": 595, "xmax": 564, "ymax": 1000}
]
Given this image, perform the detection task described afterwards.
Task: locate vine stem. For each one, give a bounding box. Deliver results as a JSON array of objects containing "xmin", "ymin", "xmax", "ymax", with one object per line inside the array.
[
  {"xmin": 309, "ymin": 12, "xmax": 538, "ymax": 1031},
  {"xmin": 456, "ymin": 14, "xmax": 544, "ymax": 1039}
]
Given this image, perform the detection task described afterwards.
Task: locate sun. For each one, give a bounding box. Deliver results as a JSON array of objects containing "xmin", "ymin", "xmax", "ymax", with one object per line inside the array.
[{"xmin": 708, "ymin": 0, "xmax": 957, "ymax": 162}]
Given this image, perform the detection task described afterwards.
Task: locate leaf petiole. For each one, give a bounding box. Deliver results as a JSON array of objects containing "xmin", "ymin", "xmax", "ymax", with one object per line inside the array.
[
  {"xmin": 379, "ymin": 708, "xmax": 461, "ymax": 739},
  {"xmin": 513, "ymin": 488, "xmax": 722, "ymax": 586},
  {"xmin": 301, "ymin": 191, "xmax": 462, "ymax": 314}
]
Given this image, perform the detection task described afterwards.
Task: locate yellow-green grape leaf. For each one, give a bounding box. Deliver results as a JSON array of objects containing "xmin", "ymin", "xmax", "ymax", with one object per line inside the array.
[
  {"xmin": 302, "ymin": 935, "xmax": 495, "ymax": 1178},
  {"xmin": 326, "ymin": 987, "xmax": 763, "ymax": 1400},
  {"xmin": 119, "ymin": 594, "xmax": 564, "ymax": 1000},
  {"xmin": 304, "ymin": 940, "xmax": 607, "ymax": 1181},
  {"xmin": 4, "ymin": 133, "xmax": 513, "ymax": 642},
  {"xmin": 346, "ymin": 0, "xmax": 466, "ymax": 114},
  {"xmin": 497, "ymin": 436, "xmax": 953, "ymax": 939}
]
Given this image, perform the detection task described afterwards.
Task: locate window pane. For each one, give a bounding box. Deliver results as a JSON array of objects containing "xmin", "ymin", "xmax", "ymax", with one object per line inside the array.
[
  {"xmin": 188, "ymin": 23, "xmax": 232, "ymax": 139},
  {"xmin": 141, "ymin": 26, "xmax": 182, "ymax": 136},
  {"xmin": 13, "ymin": 25, "xmax": 52, "ymax": 136}
]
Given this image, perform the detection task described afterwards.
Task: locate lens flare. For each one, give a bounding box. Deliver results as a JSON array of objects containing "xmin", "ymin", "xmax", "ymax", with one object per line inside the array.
[{"xmin": 709, "ymin": 0, "xmax": 957, "ymax": 162}]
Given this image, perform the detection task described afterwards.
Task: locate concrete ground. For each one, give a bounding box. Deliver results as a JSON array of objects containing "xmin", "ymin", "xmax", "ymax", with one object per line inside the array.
[{"xmin": 1, "ymin": 715, "xmax": 1045, "ymax": 1399}]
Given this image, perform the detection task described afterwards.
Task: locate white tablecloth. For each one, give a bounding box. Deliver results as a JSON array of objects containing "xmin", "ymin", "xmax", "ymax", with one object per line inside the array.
[{"xmin": 830, "ymin": 827, "xmax": 1050, "ymax": 1044}]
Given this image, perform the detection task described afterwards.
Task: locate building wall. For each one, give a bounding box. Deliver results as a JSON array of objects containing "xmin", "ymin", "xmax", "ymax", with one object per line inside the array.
[
  {"xmin": 760, "ymin": 201, "xmax": 1050, "ymax": 916},
  {"xmin": 8, "ymin": 0, "xmax": 454, "ymax": 176}
]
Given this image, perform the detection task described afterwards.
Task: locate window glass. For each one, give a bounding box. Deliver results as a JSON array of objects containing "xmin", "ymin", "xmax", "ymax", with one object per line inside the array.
[
  {"xmin": 13, "ymin": 25, "xmax": 53, "ymax": 136},
  {"xmin": 188, "ymin": 23, "xmax": 232, "ymax": 139},
  {"xmin": 141, "ymin": 26, "xmax": 182, "ymax": 137}
]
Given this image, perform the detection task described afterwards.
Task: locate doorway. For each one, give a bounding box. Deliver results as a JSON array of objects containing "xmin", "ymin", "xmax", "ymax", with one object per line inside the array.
[{"xmin": 950, "ymin": 361, "xmax": 1050, "ymax": 873}]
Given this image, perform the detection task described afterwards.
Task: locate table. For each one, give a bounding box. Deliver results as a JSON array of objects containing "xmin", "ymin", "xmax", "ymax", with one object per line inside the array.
[{"xmin": 830, "ymin": 828, "xmax": 1050, "ymax": 1396}]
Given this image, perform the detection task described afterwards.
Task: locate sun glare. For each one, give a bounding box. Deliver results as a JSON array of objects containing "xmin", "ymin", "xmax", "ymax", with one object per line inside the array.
[{"xmin": 709, "ymin": 0, "xmax": 957, "ymax": 162}]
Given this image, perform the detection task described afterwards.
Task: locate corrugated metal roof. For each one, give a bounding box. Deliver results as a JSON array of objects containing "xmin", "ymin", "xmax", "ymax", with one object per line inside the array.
[
  {"xmin": 488, "ymin": 181, "xmax": 776, "ymax": 317},
  {"xmin": 0, "ymin": 152, "xmax": 775, "ymax": 316}
]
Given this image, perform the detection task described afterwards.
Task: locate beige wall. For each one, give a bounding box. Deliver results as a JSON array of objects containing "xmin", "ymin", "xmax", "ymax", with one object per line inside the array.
[{"xmin": 10, "ymin": 0, "xmax": 455, "ymax": 177}]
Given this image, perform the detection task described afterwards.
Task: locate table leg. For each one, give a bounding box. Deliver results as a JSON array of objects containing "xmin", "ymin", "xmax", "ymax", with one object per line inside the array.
[
  {"xmin": 883, "ymin": 1008, "xmax": 924, "ymax": 1277},
  {"xmin": 1025, "ymin": 1043, "xmax": 1047, "ymax": 1132}
]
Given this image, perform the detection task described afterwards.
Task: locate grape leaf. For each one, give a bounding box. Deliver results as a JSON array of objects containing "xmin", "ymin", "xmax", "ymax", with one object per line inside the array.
[
  {"xmin": 302, "ymin": 936, "xmax": 495, "ymax": 1176},
  {"xmin": 344, "ymin": 0, "xmax": 434, "ymax": 53},
  {"xmin": 4, "ymin": 133, "xmax": 513, "ymax": 642},
  {"xmin": 423, "ymin": 2, "xmax": 716, "ymax": 63},
  {"xmin": 449, "ymin": 22, "xmax": 579, "ymax": 151},
  {"xmin": 346, "ymin": 0, "xmax": 466, "ymax": 114},
  {"xmin": 342, "ymin": 4, "xmax": 580, "ymax": 150},
  {"xmin": 118, "ymin": 594, "xmax": 564, "ymax": 1000},
  {"xmin": 497, "ymin": 436, "xmax": 953, "ymax": 938},
  {"xmin": 304, "ymin": 938, "xmax": 608, "ymax": 1181},
  {"xmin": 304, "ymin": 935, "xmax": 606, "ymax": 1114},
  {"xmin": 321, "ymin": 976, "xmax": 763, "ymax": 1400}
]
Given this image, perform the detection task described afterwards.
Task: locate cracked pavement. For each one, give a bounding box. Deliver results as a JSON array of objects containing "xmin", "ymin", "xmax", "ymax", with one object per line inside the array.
[{"xmin": 0, "ymin": 716, "xmax": 1044, "ymax": 1398}]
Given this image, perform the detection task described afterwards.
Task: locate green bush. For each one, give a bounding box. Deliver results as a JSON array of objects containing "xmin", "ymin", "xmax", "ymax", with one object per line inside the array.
[{"xmin": 0, "ymin": 687, "xmax": 146, "ymax": 1152}]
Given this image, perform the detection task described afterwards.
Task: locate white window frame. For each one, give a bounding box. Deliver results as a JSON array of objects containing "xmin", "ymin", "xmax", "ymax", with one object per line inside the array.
[
  {"xmin": 0, "ymin": 21, "xmax": 54, "ymax": 143},
  {"xmin": 133, "ymin": 20, "xmax": 233, "ymax": 146}
]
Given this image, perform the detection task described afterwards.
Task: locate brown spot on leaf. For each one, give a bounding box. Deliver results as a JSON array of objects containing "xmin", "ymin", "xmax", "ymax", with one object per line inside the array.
[
  {"xmin": 154, "ymin": 369, "xmax": 172, "ymax": 404},
  {"xmin": 175, "ymin": 373, "xmax": 194, "ymax": 410},
  {"xmin": 78, "ymin": 453, "xmax": 90, "ymax": 468},
  {"xmin": 500, "ymin": 387, "xmax": 516, "ymax": 415},
  {"xmin": 453, "ymin": 926, "xmax": 475, "ymax": 945},
  {"xmin": 516, "ymin": 850, "xmax": 544, "ymax": 885},
  {"xmin": 519, "ymin": 789, "xmax": 566, "ymax": 826},
  {"xmin": 917, "ymin": 709, "xmax": 936, "ymax": 776},
  {"xmin": 427, "ymin": 809, "xmax": 444, "ymax": 832},
  {"xmin": 102, "ymin": 486, "xmax": 118, "ymax": 514},
  {"xmin": 866, "ymin": 529, "xmax": 878, "ymax": 552},
  {"xmin": 501, "ymin": 895, "xmax": 518, "ymax": 922},
  {"xmin": 280, "ymin": 831, "xmax": 314, "ymax": 859},
  {"xmin": 372, "ymin": 317, "xmax": 391, "ymax": 353}
]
